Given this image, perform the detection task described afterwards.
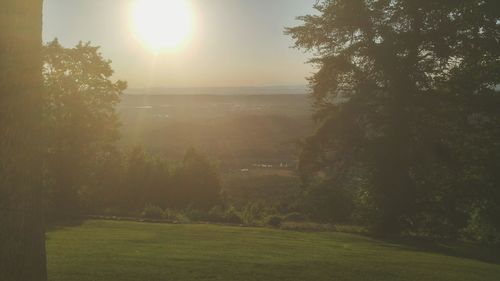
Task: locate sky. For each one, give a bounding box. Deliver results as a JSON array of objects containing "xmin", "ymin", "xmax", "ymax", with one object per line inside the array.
[{"xmin": 43, "ymin": 0, "xmax": 317, "ymax": 88}]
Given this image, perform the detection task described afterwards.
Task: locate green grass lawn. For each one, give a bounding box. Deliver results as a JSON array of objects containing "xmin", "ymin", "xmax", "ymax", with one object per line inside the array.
[{"xmin": 46, "ymin": 220, "xmax": 500, "ymax": 281}]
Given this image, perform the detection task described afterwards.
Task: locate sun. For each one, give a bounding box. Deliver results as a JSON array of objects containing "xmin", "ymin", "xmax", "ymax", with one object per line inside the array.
[{"xmin": 132, "ymin": 0, "xmax": 194, "ymax": 51}]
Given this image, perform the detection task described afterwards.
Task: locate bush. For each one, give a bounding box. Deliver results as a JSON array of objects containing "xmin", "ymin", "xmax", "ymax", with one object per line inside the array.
[
  {"xmin": 266, "ymin": 215, "xmax": 282, "ymax": 227},
  {"xmin": 223, "ymin": 206, "xmax": 243, "ymax": 224},
  {"xmin": 462, "ymin": 204, "xmax": 500, "ymax": 245},
  {"xmin": 206, "ymin": 205, "xmax": 243, "ymax": 224},
  {"xmin": 284, "ymin": 212, "xmax": 307, "ymax": 222},
  {"xmin": 242, "ymin": 202, "xmax": 265, "ymax": 224},
  {"xmin": 303, "ymin": 182, "xmax": 355, "ymax": 223},
  {"xmin": 101, "ymin": 207, "xmax": 122, "ymax": 217},
  {"xmin": 208, "ymin": 206, "xmax": 225, "ymax": 222},
  {"xmin": 162, "ymin": 208, "xmax": 187, "ymax": 222},
  {"xmin": 185, "ymin": 207, "xmax": 207, "ymax": 222},
  {"xmin": 141, "ymin": 204, "xmax": 163, "ymax": 219}
]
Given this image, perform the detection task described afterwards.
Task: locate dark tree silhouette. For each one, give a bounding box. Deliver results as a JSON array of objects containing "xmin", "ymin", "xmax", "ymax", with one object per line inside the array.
[
  {"xmin": 287, "ymin": 0, "xmax": 500, "ymax": 235},
  {"xmin": 42, "ymin": 39, "xmax": 126, "ymax": 220},
  {"xmin": 0, "ymin": 0, "xmax": 47, "ymax": 280},
  {"xmin": 171, "ymin": 148, "xmax": 222, "ymax": 210}
]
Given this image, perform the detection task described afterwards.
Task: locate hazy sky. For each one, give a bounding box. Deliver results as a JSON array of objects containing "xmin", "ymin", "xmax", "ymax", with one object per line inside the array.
[{"xmin": 43, "ymin": 0, "xmax": 317, "ymax": 88}]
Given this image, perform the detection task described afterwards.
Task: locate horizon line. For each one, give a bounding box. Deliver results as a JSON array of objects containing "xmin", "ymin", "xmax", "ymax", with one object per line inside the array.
[{"xmin": 126, "ymin": 84, "xmax": 308, "ymax": 90}]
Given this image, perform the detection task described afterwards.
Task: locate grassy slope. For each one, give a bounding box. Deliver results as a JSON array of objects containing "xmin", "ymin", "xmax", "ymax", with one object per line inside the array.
[{"xmin": 46, "ymin": 220, "xmax": 500, "ymax": 281}]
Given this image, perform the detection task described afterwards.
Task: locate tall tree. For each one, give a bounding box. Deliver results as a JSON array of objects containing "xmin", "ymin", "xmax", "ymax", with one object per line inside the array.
[
  {"xmin": 287, "ymin": 0, "xmax": 500, "ymax": 234},
  {"xmin": 0, "ymin": 0, "xmax": 47, "ymax": 280},
  {"xmin": 42, "ymin": 39, "xmax": 126, "ymax": 219}
]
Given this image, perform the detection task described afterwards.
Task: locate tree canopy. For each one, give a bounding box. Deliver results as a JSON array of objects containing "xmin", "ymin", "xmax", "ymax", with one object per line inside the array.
[
  {"xmin": 287, "ymin": 0, "xmax": 500, "ymax": 238},
  {"xmin": 42, "ymin": 39, "xmax": 127, "ymax": 219}
]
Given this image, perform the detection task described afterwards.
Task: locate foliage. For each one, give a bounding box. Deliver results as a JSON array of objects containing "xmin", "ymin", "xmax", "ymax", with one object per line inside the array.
[
  {"xmin": 242, "ymin": 202, "xmax": 266, "ymax": 224},
  {"xmin": 170, "ymin": 148, "xmax": 222, "ymax": 210},
  {"xmin": 92, "ymin": 147, "xmax": 222, "ymax": 217},
  {"xmin": 140, "ymin": 205, "xmax": 188, "ymax": 222},
  {"xmin": 162, "ymin": 208, "xmax": 188, "ymax": 222},
  {"xmin": 266, "ymin": 215, "xmax": 283, "ymax": 227},
  {"xmin": 462, "ymin": 202, "xmax": 500, "ymax": 245},
  {"xmin": 42, "ymin": 39, "xmax": 126, "ymax": 219},
  {"xmin": 302, "ymin": 180, "xmax": 355, "ymax": 223},
  {"xmin": 205, "ymin": 205, "xmax": 242, "ymax": 224},
  {"xmin": 141, "ymin": 204, "xmax": 163, "ymax": 220},
  {"xmin": 184, "ymin": 206, "xmax": 207, "ymax": 222},
  {"xmin": 221, "ymin": 206, "xmax": 243, "ymax": 224},
  {"xmin": 222, "ymin": 172, "xmax": 302, "ymax": 211},
  {"xmin": 283, "ymin": 212, "xmax": 307, "ymax": 222},
  {"xmin": 83, "ymin": 148, "xmax": 124, "ymax": 213},
  {"xmin": 287, "ymin": 0, "xmax": 500, "ymax": 237}
]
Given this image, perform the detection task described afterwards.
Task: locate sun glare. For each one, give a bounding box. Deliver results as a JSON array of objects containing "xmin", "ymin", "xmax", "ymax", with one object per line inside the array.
[{"xmin": 132, "ymin": 0, "xmax": 194, "ymax": 51}]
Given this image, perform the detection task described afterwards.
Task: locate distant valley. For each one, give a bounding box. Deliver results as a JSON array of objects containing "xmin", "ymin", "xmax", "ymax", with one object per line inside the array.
[{"xmin": 117, "ymin": 93, "xmax": 314, "ymax": 170}]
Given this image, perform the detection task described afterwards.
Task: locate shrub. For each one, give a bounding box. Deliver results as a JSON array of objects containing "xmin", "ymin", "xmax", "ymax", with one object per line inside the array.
[
  {"xmin": 266, "ymin": 215, "xmax": 282, "ymax": 227},
  {"xmin": 185, "ymin": 207, "xmax": 210, "ymax": 222},
  {"xmin": 206, "ymin": 205, "xmax": 243, "ymax": 224},
  {"xmin": 462, "ymin": 204, "xmax": 500, "ymax": 245},
  {"xmin": 223, "ymin": 206, "xmax": 242, "ymax": 224},
  {"xmin": 208, "ymin": 206, "xmax": 225, "ymax": 222},
  {"xmin": 284, "ymin": 212, "xmax": 307, "ymax": 222},
  {"xmin": 242, "ymin": 202, "xmax": 265, "ymax": 224},
  {"xmin": 162, "ymin": 208, "xmax": 187, "ymax": 222},
  {"xmin": 101, "ymin": 208, "xmax": 122, "ymax": 217},
  {"xmin": 141, "ymin": 204, "xmax": 163, "ymax": 219},
  {"xmin": 303, "ymin": 182, "xmax": 355, "ymax": 223}
]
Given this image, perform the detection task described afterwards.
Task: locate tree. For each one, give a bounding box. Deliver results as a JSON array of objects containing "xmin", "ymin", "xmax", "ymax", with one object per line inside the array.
[
  {"xmin": 82, "ymin": 147, "xmax": 124, "ymax": 214},
  {"xmin": 0, "ymin": 1, "xmax": 47, "ymax": 280},
  {"xmin": 171, "ymin": 148, "xmax": 222, "ymax": 210},
  {"xmin": 119, "ymin": 146, "xmax": 171, "ymax": 213},
  {"xmin": 120, "ymin": 146, "xmax": 154, "ymax": 212},
  {"xmin": 42, "ymin": 39, "xmax": 127, "ymax": 219},
  {"xmin": 287, "ymin": 0, "xmax": 500, "ymax": 235}
]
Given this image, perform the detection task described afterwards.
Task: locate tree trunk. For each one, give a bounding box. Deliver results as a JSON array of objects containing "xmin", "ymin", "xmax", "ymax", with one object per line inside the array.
[{"xmin": 0, "ymin": 1, "xmax": 47, "ymax": 281}]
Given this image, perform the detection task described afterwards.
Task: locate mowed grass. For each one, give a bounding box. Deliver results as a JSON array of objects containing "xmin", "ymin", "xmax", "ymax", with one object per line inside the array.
[{"xmin": 46, "ymin": 220, "xmax": 500, "ymax": 281}]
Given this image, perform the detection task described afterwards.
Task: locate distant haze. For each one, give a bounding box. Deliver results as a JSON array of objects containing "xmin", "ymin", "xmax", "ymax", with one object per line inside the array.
[{"xmin": 125, "ymin": 85, "xmax": 309, "ymax": 96}]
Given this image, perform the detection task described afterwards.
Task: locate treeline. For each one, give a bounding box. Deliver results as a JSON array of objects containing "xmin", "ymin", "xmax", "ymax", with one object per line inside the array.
[
  {"xmin": 48, "ymin": 142, "xmax": 301, "ymax": 227},
  {"xmin": 48, "ymin": 146, "xmax": 223, "ymax": 219}
]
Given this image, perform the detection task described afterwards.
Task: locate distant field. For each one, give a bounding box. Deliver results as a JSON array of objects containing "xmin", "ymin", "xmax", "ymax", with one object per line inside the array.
[{"xmin": 47, "ymin": 220, "xmax": 500, "ymax": 281}]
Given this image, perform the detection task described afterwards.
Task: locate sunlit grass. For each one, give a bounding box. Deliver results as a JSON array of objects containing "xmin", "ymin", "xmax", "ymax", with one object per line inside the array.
[{"xmin": 47, "ymin": 220, "xmax": 500, "ymax": 281}]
